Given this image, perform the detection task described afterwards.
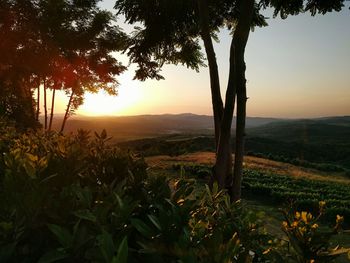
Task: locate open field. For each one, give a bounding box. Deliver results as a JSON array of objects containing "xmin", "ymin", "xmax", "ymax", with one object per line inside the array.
[{"xmin": 146, "ymin": 152, "xmax": 350, "ymax": 184}]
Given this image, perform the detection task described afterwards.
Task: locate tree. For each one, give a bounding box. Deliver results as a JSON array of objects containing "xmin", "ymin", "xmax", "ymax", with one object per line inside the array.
[
  {"xmin": 114, "ymin": 0, "xmax": 264, "ymax": 197},
  {"xmin": 115, "ymin": 0, "xmax": 347, "ymax": 200},
  {"xmin": 0, "ymin": 0, "xmax": 128, "ymax": 131},
  {"xmin": 0, "ymin": 0, "xmax": 42, "ymax": 129}
]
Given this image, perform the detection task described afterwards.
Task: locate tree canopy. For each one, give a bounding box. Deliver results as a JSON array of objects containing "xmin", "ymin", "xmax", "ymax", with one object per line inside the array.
[{"xmin": 0, "ymin": 0, "xmax": 128, "ymax": 129}]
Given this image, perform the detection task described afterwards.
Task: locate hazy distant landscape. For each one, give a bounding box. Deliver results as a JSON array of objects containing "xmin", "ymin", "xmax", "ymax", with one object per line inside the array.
[
  {"xmin": 52, "ymin": 113, "xmax": 280, "ymax": 140},
  {"xmin": 56, "ymin": 114, "xmax": 350, "ymax": 172}
]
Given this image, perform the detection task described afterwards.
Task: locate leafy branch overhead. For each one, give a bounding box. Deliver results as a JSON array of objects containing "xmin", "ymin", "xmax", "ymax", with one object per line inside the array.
[{"xmin": 116, "ymin": 0, "xmax": 346, "ymax": 82}]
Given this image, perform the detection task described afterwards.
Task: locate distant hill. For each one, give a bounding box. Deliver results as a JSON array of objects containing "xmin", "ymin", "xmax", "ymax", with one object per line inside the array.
[
  {"xmin": 51, "ymin": 114, "xmax": 350, "ymax": 170},
  {"xmin": 114, "ymin": 115, "xmax": 350, "ymax": 171},
  {"xmin": 53, "ymin": 113, "xmax": 280, "ymax": 141},
  {"xmin": 248, "ymin": 117, "xmax": 350, "ymax": 144},
  {"xmin": 245, "ymin": 116, "xmax": 350, "ymax": 169}
]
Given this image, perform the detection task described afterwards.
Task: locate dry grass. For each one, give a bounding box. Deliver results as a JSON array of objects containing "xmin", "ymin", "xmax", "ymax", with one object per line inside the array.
[{"xmin": 146, "ymin": 151, "xmax": 350, "ymax": 184}]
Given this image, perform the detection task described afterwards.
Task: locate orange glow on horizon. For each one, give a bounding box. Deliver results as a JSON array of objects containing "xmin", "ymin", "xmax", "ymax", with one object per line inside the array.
[{"xmin": 78, "ymin": 81, "xmax": 144, "ymax": 116}]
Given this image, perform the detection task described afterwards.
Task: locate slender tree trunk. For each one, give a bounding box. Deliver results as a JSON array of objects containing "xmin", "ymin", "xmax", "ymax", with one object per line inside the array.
[
  {"xmin": 197, "ymin": 0, "xmax": 224, "ymax": 147},
  {"xmin": 60, "ymin": 90, "xmax": 74, "ymax": 132},
  {"xmin": 232, "ymin": 73, "xmax": 247, "ymax": 201},
  {"xmin": 213, "ymin": 37, "xmax": 236, "ymax": 190},
  {"xmin": 231, "ymin": 0, "xmax": 255, "ymax": 201},
  {"xmin": 43, "ymin": 78, "xmax": 47, "ymax": 130},
  {"xmin": 36, "ymin": 80, "xmax": 40, "ymax": 121},
  {"xmin": 48, "ymin": 87, "xmax": 56, "ymax": 131},
  {"xmin": 197, "ymin": 0, "xmax": 233, "ymax": 192}
]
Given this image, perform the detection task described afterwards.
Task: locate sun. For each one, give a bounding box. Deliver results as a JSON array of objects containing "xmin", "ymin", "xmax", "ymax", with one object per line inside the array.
[{"xmin": 78, "ymin": 82, "xmax": 143, "ymax": 116}]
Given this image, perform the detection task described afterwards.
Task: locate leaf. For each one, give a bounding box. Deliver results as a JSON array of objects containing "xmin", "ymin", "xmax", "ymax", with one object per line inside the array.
[
  {"xmin": 25, "ymin": 153, "xmax": 38, "ymax": 162},
  {"xmin": 112, "ymin": 236, "xmax": 128, "ymax": 263},
  {"xmin": 37, "ymin": 249, "xmax": 68, "ymax": 263},
  {"xmin": 130, "ymin": 218, "xmax": 154, "ymax": 238},
  {"xmin": 76, "ymin": 187, "xmax": 93, "ymax": 208},
  {"xmin": 58, "ymin": 141, "xmax": 66, "ymax": 154},
  {"xmin": 101, "ymin": 129, "xmax": 107, "ymax": 139},
  {"xmin": 0, "ymin": 242, "xmax": 16, "ymax": 262},
  {"xmin": 325, "ymin": 247, "xmax": 350, "ymax": 256},
  {"xmin": 48, "ymin": 224, "xmax": 73, "ymax": 249},
  {"xmin": 115, "ymin": 194, "xmax": 124, "ymax": 209},
  {"xmin": 147, "ymin": 215, "xmax": 162, "ymax": 230},
  {"xmin": 74, "ymin": 209, "xmax": 96, "ymax": 222},
  {"xmin": 38, "ymin": 156, "xmax": 48, "ymax": 169},
  {"xmin": 205, "ymin": 184, "xmax": 213, "ymax": 202},
  {"xmin": 98, "ymin": 230, "xmax": 115, "ymax": 263},
  {"xmin": 23, "ymin": 161, "xmax": 36, "ymax": 178}
]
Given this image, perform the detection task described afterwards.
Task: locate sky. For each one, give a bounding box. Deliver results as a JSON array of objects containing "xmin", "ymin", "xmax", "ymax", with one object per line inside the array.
[{"xmin": 51, "ymin": 1, "xmax": 350, "ymax": 118}]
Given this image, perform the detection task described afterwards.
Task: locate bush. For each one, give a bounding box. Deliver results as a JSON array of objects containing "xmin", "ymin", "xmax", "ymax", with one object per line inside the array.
[
  {"xmin": 0, "ymin": 128, "xmax": 275, "ymax": 262},
  {"xmin": 1, "ymin": 126, "xmax": 349, "ymax": 262},
  {"xmin": 281, "ymin": 202, "xmax": 350, "ymax": 262}
]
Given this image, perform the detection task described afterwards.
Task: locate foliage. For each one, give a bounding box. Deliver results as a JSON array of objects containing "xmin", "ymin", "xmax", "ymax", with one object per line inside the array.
[
  {"xmin": 281, "ymin": 202, "xmax": 350, "ymax": 262},
  {"xmin": 0, "ymin": 126, "xmax": 276, "ymax": 262},
  {"xmin": 242, "ymin": 170, "xmax": 350, "ymax": 224},
  {"xmin": 1, "ymin": 123, "xmax": 349, "ymax": 262},
  {"xmin": 0, "ymin": 0, "xmax": 127, "ymax": 129},
  {"xmin": 172, "ymin": 163, "xmax": 350, "ymax": 226}
]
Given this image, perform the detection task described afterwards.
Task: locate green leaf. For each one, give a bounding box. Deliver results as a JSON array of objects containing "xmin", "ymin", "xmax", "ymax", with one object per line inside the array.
[
  {"xmin": 0, "ymin": 242, "xmax": 16, "ymax": 262},
  {"xmin": 74, "ymin": 209, "xmax": 96, "ymax": 222},
  {"xmin": 48, "ymin": 224, "xmax": 73, "ymax": 249},
  {"xmin": 38, "ymin": 249, "xmax": 68, "ymax": 263},
  {"xmin": 112, "ymin": 236, "xmax": 128, "ymax": 263},
  {"xmin": 98, "ymin": 230, "xmax": 115, "ymax": 263},
  {"xmin": 115, "ymin": 194, "xmax": 124, "ymax": 209},
  {"xmin": 76, "ymin": 187, "xmax": 93, "ymax": 208},
  {"xmin": 147, "ymin": 215, "xmax": 162, "ymax": 231},
  {"xmin": 205, "ymin": 184, "xmax": 213, "ymax": 202},
  {"xmin": 130, "ymin": 218, "xmax": 154, "ymax": 238}
]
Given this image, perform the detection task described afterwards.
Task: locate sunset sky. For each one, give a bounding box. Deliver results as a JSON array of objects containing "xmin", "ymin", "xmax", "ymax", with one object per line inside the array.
[{"xmin": 51, "ymin": 1, "xmax": 350, "ymax": 118}]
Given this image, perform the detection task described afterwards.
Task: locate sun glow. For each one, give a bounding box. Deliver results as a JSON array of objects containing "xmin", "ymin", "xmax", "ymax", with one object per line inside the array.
[{"xmin": 78, "ymin": 80, "xmax": 144, "ymax": 116}]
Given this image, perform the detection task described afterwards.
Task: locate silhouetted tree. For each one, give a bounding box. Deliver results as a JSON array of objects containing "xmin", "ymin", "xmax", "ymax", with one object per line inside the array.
[
  {"xmin": 115, "ymin": 0, "xmax": 347, "ymax": 200},
  {"xmin": 0, "ymin": 0, "xmax": 41, "ymax": 129},
  {"xmin": 0, "ymin": 0, "xmax": 128, "ymax": 131}
]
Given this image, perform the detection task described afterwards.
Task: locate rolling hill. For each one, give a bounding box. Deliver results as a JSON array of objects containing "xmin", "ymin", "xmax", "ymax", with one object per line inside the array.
[{"xmin": 53, "ymin": 113, "xmax": 280, "ymax": 141}]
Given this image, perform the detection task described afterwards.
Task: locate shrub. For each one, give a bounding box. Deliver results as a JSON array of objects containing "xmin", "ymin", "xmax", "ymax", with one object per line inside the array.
[
  {"xmin": 1, "ymin": 126, "xmax": 348, "ymax": 262},
  {"xmin": 0, "ymin": 128, "xmax": 274, "ymax": 262},
  {"xmin": 281, "ymin": 201, "xmax": 350, "ymax": 262}
]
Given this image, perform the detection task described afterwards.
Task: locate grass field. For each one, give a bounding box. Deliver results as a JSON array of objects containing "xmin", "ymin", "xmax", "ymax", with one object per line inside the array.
[{"xmin": 146, "ymin": 151, "xmax": 350, "ymax": 184}]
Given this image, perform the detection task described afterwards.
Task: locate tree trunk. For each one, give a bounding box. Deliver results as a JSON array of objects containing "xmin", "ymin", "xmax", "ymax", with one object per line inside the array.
[
  {"xmin": 43, "ymin": 78, "xmax": 47, "ymax": 130},
  {"xmin": 60, "ymin": 90, "xmax": 74, "ymax": 133},
  {"xmin": 36, "ymin": 81, "xmax": 40, "ymax": 121},
  {"xmin": 48, "ymin": 87, "xmax": 56, "ymax": 131},
  {"xmin": 197, "ymin": 0, "xmax": 224, "ymax": 147},
  {"xmin": 213, "ymin": 37, "xmax": 237, "ymax": 190},
  {"xmin": 197, "ymin": 0, "xmax": 233, "ymax": 192},
  {"xmin": 231, "ymin": 0, "xmax": 255, "ymax": 201}
]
